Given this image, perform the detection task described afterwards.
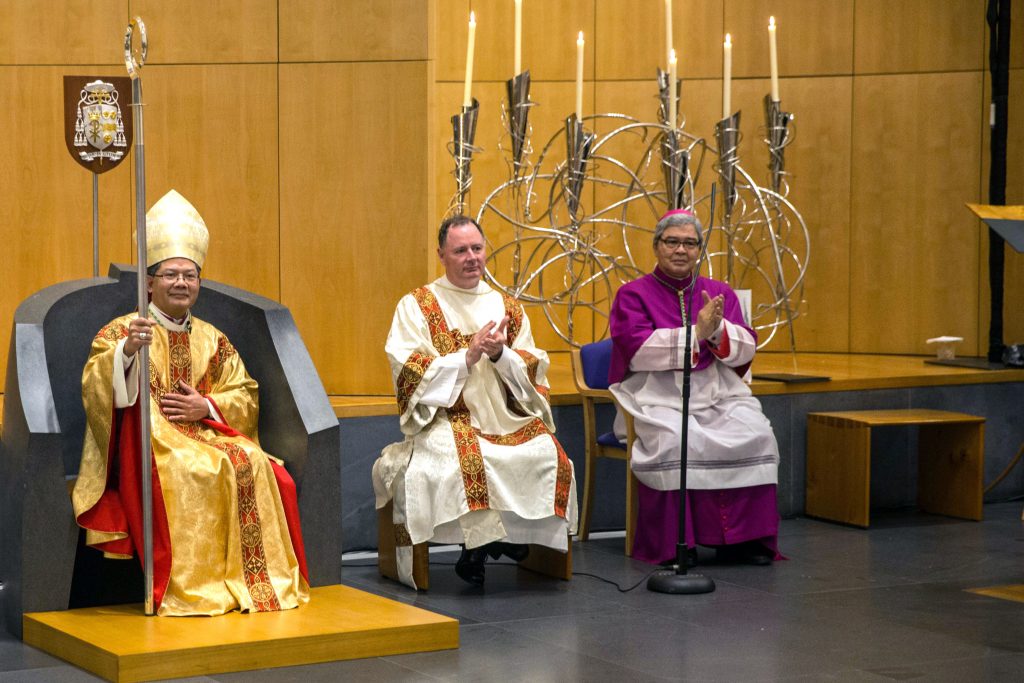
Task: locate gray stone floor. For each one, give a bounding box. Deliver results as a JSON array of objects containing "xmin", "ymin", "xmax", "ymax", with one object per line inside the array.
[{"xmin": 4, "ymin": 503, "xmax": 1024, "ymax": 682}]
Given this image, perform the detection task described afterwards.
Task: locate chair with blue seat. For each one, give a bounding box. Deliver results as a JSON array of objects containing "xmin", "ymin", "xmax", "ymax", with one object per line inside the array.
[{"xmin": 570, "ymin": 338, "xmax": 638, "ymax": 555}]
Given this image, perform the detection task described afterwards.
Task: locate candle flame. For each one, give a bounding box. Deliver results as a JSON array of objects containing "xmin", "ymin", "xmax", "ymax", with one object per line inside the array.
[
  {"xmin": 469, "ymin": 11, "xmax": 476, "ymax": 25},
  {"xmin": 769, "ymin": 16, "xmax": 776, "ymax": 29},
  {"xmin": 669, "ymin": 48, "xmax": 677, "ymax": 65},
  {"xmin": 578, "ymin": 30, "xmax": 584, "ymax": 43},
  {"xmin": 725, "ymin": 33, "xmax": 731, "ymax": 47}
]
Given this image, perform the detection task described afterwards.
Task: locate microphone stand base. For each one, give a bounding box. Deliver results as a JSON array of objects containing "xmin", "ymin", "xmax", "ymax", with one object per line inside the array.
[{"xmin": 647, "ymin": 570, "xmax": 716, "ymax": 595}]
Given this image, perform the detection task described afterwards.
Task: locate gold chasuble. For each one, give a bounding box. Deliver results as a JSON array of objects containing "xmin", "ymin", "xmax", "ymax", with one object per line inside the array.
[{"xmin": 73, "ymin": 307, "xmax": 310, "ymax": 616}]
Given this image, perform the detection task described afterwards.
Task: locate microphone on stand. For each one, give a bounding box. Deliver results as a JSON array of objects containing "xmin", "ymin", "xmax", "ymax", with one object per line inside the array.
[{"xmin": 647, "ymin": 186, "xmax": 717, "ymax": 595}]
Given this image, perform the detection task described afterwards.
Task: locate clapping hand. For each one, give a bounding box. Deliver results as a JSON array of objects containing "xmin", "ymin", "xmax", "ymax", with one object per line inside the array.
[
  {"xmin": 467, "ymin": 316, "xmax": 511, "ymax": 368},
  {"xmin": 695, "ymin": 291, "xmax": 724, "ymax": 341}
]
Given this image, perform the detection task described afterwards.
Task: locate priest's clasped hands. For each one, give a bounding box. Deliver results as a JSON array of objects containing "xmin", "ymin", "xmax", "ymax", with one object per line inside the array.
[{"xmin": 466, "ymin": 315, "xmax": 510, "ymax": 368}]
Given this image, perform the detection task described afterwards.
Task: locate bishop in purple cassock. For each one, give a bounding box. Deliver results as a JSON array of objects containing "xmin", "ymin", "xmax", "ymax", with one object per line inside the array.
[{"xmin": 608, "ymin": 209, "xmax": 781, "ymax": 566}]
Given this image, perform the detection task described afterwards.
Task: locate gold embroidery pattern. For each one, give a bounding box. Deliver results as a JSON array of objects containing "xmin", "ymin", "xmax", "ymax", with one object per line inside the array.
[
  {"xmin": 393, "ymin": 524, "xmax": 413, "ymax": 547},
  {"xmin": 98, "ymin": 321, "xmax": 128, "ymax": 342},
  {"xmin": 448, "ymin": 398, "xmax": 489, "ymax": 510},
  {"xmin": 149, "ymin": 334, "xmax": 203, "ymax": 440},
  {"xmin": 502, "ymin": 294, "xmax": 522, "ymax": 345},
  {"xmin": 220, "ymin": 441, "xmax": 281, "ymax": 611},
  {"xmin": 411, "ymin": 287, "xmax": 490, "ymax": 510},
  {"xmin": 514, "ymin": 349, "xmax": 548, "ymax": 398},
  {"xmin": 477, "ymin": 418, "xmax": 572, "ymax": 518},
  {"xmin": 413, "ymin": 287, "xmax": 469, "ymax": 355},
  {"xmin": 207, "ymin": 334, "xmax": 236, "ymax": 384},
  {"xmin": 504, "ymin": 297, "xmax": 547, "ymax": 397},
  {"xmin": 167, "ymin": 330, "xmax": 192, "ymax": 389},
  {"xmin": 396, "ymin": 352, "xmax": 434, "ymax": 415},
  {"xmin": 476, "ymin": 418, "xmax": 547, "ymax": 445}
]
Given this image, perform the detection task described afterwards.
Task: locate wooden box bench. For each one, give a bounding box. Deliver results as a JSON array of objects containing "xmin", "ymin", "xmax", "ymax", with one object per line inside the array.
[
  {"xmin": 806, "ymin": 409, "xmax": 984, "ymax": 527},
  {"xmin": 377, "ymin": 501, "xmax": 572, "ymax": 589}
]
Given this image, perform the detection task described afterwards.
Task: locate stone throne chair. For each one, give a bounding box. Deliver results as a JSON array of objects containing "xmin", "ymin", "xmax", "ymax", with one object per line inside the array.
[{"xmin": 0, "ymin": 264, "xmax": 341, "ymax": 637}]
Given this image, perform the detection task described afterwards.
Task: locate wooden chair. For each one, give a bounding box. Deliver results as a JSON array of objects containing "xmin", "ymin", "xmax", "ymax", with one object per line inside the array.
[{"xmin": 571, "ymin": 339, "xmax": 638, "ymax": 555}]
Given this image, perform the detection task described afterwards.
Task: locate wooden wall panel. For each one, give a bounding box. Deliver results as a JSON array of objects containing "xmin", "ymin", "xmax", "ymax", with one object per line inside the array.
[
  {"xmin": 729, "ymin": 76, "xmax": 853, "ymax": 352},
  {"xmin": 850, "ymin": 72, "xmax": 984, "ymax": 355},
  {"xmin": 0, "ymin": 65, "xmax": 134, "ymax": 387},
  {"xmin": 132, "ymin": 0, "xmax": 278, "ymax": 63},
  {"xmin": 280, "ymin": 0, "xmax": 428, "ymax": 62},
  {"xmin": 0, "ymin": 1, "xmax": 125, "ymax": 65},
  {"xmin": 726, "ymin": 0, "xmax": 853, "ymax": 77},
  {"xmin": 853, "ymin": 0, "xmax": 985, "ymax": 74},
  {"xmin": 596, "ymin": 0, "xmax": 723, "ymax": 80},
  {"xmin": 280, "ymin": 62, "xmax": 430, "ymax": 396},
  {"xmin": 138, "ymin": 65, "xmax": 279, "ymax": 300},
  {"xmin": 0, "ymin": 1, "xmax": 1010, "ymax": 397},
  {"xmin": 436, "ymin": 0, "xmax": 595, "ymax": 83}
]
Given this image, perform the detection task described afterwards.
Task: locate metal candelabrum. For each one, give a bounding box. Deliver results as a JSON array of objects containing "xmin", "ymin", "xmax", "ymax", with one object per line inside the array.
[{"xmin": 448, "ymin": 98, "xmax": 480, "ymax": 216}]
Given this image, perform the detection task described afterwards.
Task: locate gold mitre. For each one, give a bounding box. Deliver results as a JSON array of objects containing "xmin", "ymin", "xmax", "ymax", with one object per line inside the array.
[{"xmin": 144, "ymin": 189, "xmax": 210, "ymax": 269}]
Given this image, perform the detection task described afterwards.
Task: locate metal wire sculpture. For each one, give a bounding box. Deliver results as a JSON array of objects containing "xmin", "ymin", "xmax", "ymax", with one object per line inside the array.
[{"xmin": 448, "ymin": 79, "xmax": 808, "ymax": 350}]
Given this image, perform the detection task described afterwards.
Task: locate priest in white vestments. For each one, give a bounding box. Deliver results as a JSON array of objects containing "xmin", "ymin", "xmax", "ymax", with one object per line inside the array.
[
  {"xmin": 608, "ymin": 209, "xmax": 781, "ymax": 567},
  {"xmin": 373, "ymin": 215, "xmax": 577, "ymax": 587}
]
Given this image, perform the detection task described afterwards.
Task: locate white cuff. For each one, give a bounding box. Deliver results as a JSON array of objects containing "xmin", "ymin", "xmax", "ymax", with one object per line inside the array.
[
  {"xmin": 113, "ymin": 337, "xmax": 140, "ymax": 408},
  {"xmin": 418, "ymin": 351, "xmax": 470, "ymax": 407}
]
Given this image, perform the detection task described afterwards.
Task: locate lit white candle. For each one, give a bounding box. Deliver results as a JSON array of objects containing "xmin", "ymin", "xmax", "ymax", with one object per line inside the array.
[
  {"xmin": 668, "ymin": 49, "xmax": 678, "ymax": 127},
  {"xmin": 665, "ymin": 0, "xmax": 673, "ymax": 71},
  {"xmin": 768, "ymin": 16, "xmax": 780, "ymax": 101},
  {"xmin": 463, "ymin": 12, "xmax": 477, "ymax": 107},
  {"xmin": 514, "ymin": 0, "xmax": 522, "ymax": 75},
  {"xmin": 575, "ymin": 30, "xmax": 585, "ymax": 121},
  {"xmin": 722, "ymin": 33, "xmax": 732, "ymax": 118}
]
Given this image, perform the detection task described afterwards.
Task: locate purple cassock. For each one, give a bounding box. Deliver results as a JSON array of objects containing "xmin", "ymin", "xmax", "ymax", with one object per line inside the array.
[{"xmin": 608, "ymin": 266, "xmax": 782, "ymax": 565}]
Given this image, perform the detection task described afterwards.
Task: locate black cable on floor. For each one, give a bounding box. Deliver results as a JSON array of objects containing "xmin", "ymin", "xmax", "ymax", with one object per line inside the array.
[
  {"xmin": 571, "ymin": 568, "xmax": 661, "ymax": 592},
  {"xmin": 343, "ymin": 558, "xmax": 660, "ymax": 592}
]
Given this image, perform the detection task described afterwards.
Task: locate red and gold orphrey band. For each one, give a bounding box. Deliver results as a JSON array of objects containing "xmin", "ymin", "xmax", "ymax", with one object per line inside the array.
[
  {"xmin": 477, "ymin": 418, "xmax": 573, "ymax": 518},
  {"xmin": 396, "ymin": 352, "xmax": 435, "ymax": 416},
  {"xmin": 155, "ymin": 329, "xmax": 282, "ymax": 611},
  {"xmin": 405, "ymin": 286, "xmax": 568, "ymax": 517}
]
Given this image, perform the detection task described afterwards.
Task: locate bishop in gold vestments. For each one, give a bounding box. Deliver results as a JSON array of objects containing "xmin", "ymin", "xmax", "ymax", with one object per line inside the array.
[{"xmin": 72, "ymin": 190, "xmax": 309, "ymax": 615}]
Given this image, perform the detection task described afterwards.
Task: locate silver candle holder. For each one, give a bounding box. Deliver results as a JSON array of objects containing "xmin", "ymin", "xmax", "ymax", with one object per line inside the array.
[
  {"xmin": 714, "ymin": 111, "xmax": 741, "ymax": 280},
  {"xmin": 763, "ymin": 96, "xmax": 794, "ymax": 198},
  {"xmin": 504, "ymin": 71, "xmax": 533, "ymax": 178},
  {"xmin": 657, "ymin": 69, "xmax": 689, "ymax": 210},
  {"xmin": 563, "ymin": 113, "xmax": 595, "ymax": 227},
  {"xmin": 447, "ymin": 98, "xmax": 481, "ymax": 216}
]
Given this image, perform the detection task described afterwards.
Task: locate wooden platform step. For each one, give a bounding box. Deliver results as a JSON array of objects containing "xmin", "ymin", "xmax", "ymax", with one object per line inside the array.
[
  {"xmin": 966, "ymin": 584, "xmax": 1024, "ymax": 604},
  {"xmin": 23, "ymin": 584, "xmax": 458, "ymax": 682}
]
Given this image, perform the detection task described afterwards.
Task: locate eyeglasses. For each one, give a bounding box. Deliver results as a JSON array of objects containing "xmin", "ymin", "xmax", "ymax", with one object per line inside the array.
[
  {"xmin": 154, "ymin": 270, "xmax": 199, "ymax": 284},
  {"xmin": 659, "ymin": 237, "xmax": 701, "ymax": 250}
]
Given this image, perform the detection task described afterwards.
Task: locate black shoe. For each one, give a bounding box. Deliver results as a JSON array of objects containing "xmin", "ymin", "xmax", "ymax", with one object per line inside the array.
[
  {"xmin": 455, "ymin": 546, "xmax": 488, "ymax": 585},
  {"xmin": 486, "ymin": 541, "xmax": 531, "ymax": 562},
  {"xmin": 716, "ymin": 542, "xmax": 772, "ymax": 566}
]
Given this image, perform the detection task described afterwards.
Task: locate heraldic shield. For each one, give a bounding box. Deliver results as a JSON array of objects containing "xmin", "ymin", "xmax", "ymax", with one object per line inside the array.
[{"xmin": 63, "ymin": 75, "xmax": 133, "ymax": 174}]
